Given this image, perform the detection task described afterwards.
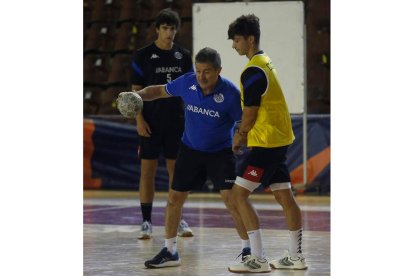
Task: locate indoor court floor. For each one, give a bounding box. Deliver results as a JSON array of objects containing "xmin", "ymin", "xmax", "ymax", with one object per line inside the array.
[{"xmin": 84, "ymin": 190, "xmax": 330, "ymax": 276}]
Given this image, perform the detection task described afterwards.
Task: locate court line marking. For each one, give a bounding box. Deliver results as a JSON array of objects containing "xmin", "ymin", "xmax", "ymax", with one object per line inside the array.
[{"xmin": 83, "ymin": 198, "xmax": 330, "ymax": 212}]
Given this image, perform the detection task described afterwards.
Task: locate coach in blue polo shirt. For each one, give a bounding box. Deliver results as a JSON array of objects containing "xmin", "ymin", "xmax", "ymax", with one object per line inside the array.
[{"xmin": 121, "ymin": 47, "xmax": 250, "ymax": 269}]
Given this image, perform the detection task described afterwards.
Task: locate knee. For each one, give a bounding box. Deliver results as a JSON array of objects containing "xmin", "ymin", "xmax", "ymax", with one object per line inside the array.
[
  {"xmin": 167, "ymin": 191, "xmax": 186, "ymax": 208},
  {"xmin": 225, "ymin": 197, "xmax": 237, "ymax": 212},
  {"xmin": 274, "ymin": 190, "xmax": 297, "ymax": 209},
  {"xmin": 221, "ymin": 192, "xmax": 238, "ymax": 212},
  {"xmin": 140, "ymin": 169, "xmax": 155, "ymax": 180}
]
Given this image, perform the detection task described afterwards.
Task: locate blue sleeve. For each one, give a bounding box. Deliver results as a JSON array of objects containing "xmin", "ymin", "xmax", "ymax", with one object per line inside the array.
[{"xmin": 165, "ymin": 73, "xmax": 188, "ymax": 97}]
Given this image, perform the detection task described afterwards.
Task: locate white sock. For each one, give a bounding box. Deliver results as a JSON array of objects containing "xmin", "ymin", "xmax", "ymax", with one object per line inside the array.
[
  {"xmin": 242, "ymin": 239, "xmax": 250, "ymax": 250},
  {"xmin": 165, "ymin": 237, "xmax": 177, "ymax": 254},
  {"xmin": 289, "ymin": 228, "xmax": 303, "ymax": 258},
  {"xmin": 247, "ymin": 229, "xmax": 265, "ymax": 258}
]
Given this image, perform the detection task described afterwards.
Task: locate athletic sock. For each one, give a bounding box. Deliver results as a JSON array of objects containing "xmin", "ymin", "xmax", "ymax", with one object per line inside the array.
[
  {"xmin": 165, "ymin": 237, "xmax": 177, "ymax": 254},
  {"xmin": 289, "ymin": 228, "xmax": 303, "ymax": 259},
  {"xmin": 247, "ymin": 229, "xmax": 265, "ymax": 258},
  {"xmin": 140, "ymin": 203, "xmax": 152, "ymax": 223},
  {"xmin": 242, "ymin": 239, "xmax": 250, "ymax": 250}
]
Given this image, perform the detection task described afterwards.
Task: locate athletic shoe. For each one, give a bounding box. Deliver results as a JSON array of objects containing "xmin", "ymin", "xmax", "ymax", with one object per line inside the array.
[
  {"xmin": 269, "ymin": 250, "xmax": 308, "ymax": 270},
  {"xmin": 177, "ymin": 219, "xmax": 193, "ymax": 237},
  {"xmin": 137, "ymin": 221, "xmax": 152, "ymax": 240},
  {"xmin": 144, "ymin": 247, "xmax": 180, "ymax": 268},
  {"xmin": 228, "ymin": 254, "xmax": 271, "ymax": 273}
]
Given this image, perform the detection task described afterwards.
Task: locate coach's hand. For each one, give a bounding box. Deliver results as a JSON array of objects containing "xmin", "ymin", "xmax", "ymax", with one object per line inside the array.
[{"xmin": 136, "ymin": 113, "xmax": 152, "ymax": 137}]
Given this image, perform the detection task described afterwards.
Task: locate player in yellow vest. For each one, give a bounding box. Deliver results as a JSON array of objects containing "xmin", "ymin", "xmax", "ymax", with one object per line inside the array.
[{"xmin": 227, "ymin": 14, "xmax": 307, "ymax": 273}]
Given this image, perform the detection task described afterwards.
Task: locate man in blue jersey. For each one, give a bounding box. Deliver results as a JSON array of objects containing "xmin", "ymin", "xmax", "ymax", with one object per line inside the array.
[{"xmin": 119, "ymin": 47, "xmax": 250, "ymax": 269}]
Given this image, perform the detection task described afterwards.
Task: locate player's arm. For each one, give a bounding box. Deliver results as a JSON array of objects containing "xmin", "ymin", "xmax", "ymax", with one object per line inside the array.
[
  {"xmin": 131, "ymin": 85, "xmax": 170, "ymax": 137},
  {"xmin": 236, "ymin": 107, "xmax": 259, "ymax": 136},
  {"xmin": 133, "ymin": 85, "xmax": 170, "ymax": 101},
  {"xmin": 233, "ymin": 107, "xmax": 259, "ymax": 154},
  {"xmin": 131, "ymin": 84, "xmax": 151, "ymax": 137},
  {"xmin": 233, "ymin": 67, "xmax": 266, "ymax": 154},
  {"xmin": 238, "ymin": 67, "xmax": 267, "ymax": 134}
]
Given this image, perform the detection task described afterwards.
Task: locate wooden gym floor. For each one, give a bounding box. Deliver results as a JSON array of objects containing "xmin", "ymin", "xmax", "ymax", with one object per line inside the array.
[{"xmin": 84, "ymin": 190, "xmax": 330, "ymax": 275}]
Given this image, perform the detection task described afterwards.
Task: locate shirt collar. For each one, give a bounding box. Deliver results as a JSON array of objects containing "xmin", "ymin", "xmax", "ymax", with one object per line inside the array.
[
  {"xmin": 195, "ymin": 75, "xmax": 224, "ymax": 95},
  {"xmin": 253, "ymin": 50, "xmax": 264, "ymax": 57}
]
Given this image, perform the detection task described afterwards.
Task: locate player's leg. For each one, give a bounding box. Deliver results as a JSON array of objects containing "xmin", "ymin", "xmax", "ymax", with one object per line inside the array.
[
  {"xmin": 269, "ymin": 186, "xmax": 307, "ymax": 270},
  {"xmin": 137, "ymin": 159, "xmax": 158, "ymax": 239},
  {"xmin": 219, "ymin": 189, "xmax": 250, "ymax": 251},
  {"xmin": 265, "ymin": 146, "xmax": 307, "ymax": 270},
  {"xmin": 137, "ymin": 135, "xmax": 161, "ymax": 239},
  {"xmin": 230, "ymin": 184, "xmax": 264, "ymax": 254},
  {"xmin": 165, "ymin": 159, "xmax": 176, "ymax": 186},
  {"xmin": 163, "ymin": 118, "xmax": 183, "ymax": 187},
  {"xmin": 273, "ymin": 187, "xmax": 302, "ymax": 233},
  {"xmin": 228, "ymin": 185, "xmax": 271, "ymax": 273},
  {"xmin": 205, "ymin": 148, "xmax": 268, "ymax": 273},
  {"xmin": 227, "ymin": 148, "xmax": 271, "ymax": 273}
]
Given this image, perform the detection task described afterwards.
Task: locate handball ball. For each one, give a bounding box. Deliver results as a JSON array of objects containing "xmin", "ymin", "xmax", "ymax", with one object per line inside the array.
[{"xmin": 116, "ymin": 92, "xmax": 143, "ymax": 119}]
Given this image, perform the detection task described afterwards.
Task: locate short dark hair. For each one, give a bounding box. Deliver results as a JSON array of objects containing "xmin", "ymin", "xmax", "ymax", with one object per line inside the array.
[
  {"xmin": 155, "ymin": 8, "xmax": 181, "ymax": 30},
  {"xmin": 195, "ymin": 47, "xmax": 221, "ymax": 69},
  {"xmin": 227, "ymin": 14, "xmax": 260, "ymax": 44}
]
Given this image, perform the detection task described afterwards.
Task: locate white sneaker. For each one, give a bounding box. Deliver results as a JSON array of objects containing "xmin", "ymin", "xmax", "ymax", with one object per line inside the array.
[
  {"xmin": 137, "ymin": 221, "xmax": 152, "ymax": 240},
  {"xmin": 269, "ymin": 250, "xmax": 308, "ymax": 270},
  {"xmin": 228, "ymin": 254, "xmax": 271, "ymax": 273},
  {"xmin": 177, "ymin": 219, "xmax": 193, "ymax": 237}
]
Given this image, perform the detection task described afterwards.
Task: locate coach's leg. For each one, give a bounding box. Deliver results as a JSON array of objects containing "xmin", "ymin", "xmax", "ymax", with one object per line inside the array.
[{"xmin": 165, "ymin": 189, "xmax": 189, "ymax": 238}]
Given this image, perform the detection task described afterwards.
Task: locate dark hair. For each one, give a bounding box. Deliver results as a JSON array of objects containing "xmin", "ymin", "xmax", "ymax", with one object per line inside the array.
[
  {"xmin": 227, "ymin": 14, "xmax": 260, "ymax": 44},
  {"xmin": 195, "ymin": 47, "xmax": 221, "ymax": 69},
  {"xmin": 155, "ymin": 8, "xmax": 181, "ymax": 30}
]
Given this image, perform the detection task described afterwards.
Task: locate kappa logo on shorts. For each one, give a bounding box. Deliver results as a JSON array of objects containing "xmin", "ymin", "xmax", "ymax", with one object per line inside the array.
[
  {"xmin": 248, "ymin": 170, "xmax": 258, "ymax": 177},
  {"xmin": 243, "ymin": 166, "xmax": 264, "ymax": 182}
]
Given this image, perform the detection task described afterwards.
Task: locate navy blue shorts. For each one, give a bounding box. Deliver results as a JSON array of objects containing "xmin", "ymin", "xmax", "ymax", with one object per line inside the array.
[
  {"xmin": 237, "ymin": 146, "xmax": 291, "ymax": 187},
  {"xmin": 138, "ymin": 128, "xmax": 183, "ymax": 160},
  {"xmin": 171, "ymin": 143, "xmax": 235, "ymax": 192}
]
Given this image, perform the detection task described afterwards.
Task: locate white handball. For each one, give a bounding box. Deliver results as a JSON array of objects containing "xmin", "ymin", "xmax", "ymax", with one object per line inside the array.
[{"xmin": 116, "ymin": 92, "xmax": 143, "ymax": 119}]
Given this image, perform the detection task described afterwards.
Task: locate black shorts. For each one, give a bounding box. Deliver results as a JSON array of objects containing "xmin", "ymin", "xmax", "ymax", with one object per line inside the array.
[
  {"xmin": 237, "ymin": 146, "xmax": 291, "ymax": 187},
  {"xmin": 138, "ymin": 128, "xmax": 183, "ymax": 160},
  {"xmin": 171, "ymin": 143, "xmax": 236, "ymax": 192}
]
